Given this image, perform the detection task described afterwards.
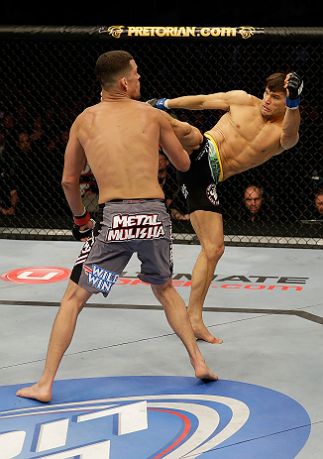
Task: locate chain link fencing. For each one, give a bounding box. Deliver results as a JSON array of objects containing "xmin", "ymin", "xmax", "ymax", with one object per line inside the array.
[{"xmin": 0, "ymin": 27, "xmax": 322, "ymax": 246}]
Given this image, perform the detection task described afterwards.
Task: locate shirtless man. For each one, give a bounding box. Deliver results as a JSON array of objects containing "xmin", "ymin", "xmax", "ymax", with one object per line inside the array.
[
  {"xmin": 16, "ymin": 51, "xmax": 217, "ymax": 403},
  {"xmin": 148, "ymin": 72, "xmax": 302, "ymax": 343}
]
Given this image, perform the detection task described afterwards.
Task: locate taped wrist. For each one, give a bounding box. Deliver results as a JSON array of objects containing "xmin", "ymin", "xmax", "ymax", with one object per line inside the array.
[
  {"xmin": 73, "ymin": 208, "xmax": 91, "ymax": 226},
  {"xmin": 286, "ymin": 96, "xmax": 300, "ymax": 110}
]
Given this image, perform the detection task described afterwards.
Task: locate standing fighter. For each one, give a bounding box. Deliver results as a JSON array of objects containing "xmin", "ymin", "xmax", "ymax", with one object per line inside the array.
[
  {"xmin": 148, "ymin": 72, "xmax": 303, "ymax": 343},
  {"xmin": 17, "ymin": 51, "xmax": 218, "ymax": 403}
]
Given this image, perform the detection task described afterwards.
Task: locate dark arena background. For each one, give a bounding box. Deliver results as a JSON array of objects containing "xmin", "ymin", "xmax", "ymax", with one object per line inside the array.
[{"xmin": 0, "ymin": 26, "xmax": 322, "ymax": 247}]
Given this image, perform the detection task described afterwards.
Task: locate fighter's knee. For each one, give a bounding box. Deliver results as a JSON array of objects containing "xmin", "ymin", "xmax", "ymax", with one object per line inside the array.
[
  {"xmin": 60, "ymin": 281, "xmax": 90, "ymax": 313},
  {"xmin": 219, "ymin": 243, "xmax": 225, "ymax": 258},
  {"xmin": 204, "ymin": 242, "xmax": 225, "ymax": 262},
  {"xmin": 151, "ymin": 278, "xmax": 173, "ymax": 298},
  {"xmin": 172, "ymin": 121, "xmax": 191, "ymax": 140},
  {"xmin": 60, "ymin": 297, "xmax": 84, "ymax": 315}
]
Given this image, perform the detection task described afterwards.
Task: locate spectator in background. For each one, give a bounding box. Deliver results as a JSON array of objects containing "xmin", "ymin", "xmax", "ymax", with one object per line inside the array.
[
  {"xmin": 60, "ymin": 130, "xmax": 69, "ymax": 146},
  {"xmin": 0, "ymin": 151, "xmax": 18, "ymax": 216},
  {"xmin": 53, "ymin": 130, "xmax": 69, "ymax": 167},
  {"xmin": 30, "ymin": 116, "xmax": 44, "ymax": 143},
  {"xmin": 14, "ymin": 131, "xmax": 50, "ymax": 216},
  {"xmin": 2, "ymin": 113, "xmax": 16, "ymax": 138},
  {"xmin": 42, "ymin": 107, "xmax": 56, "ymax": 136},
  {"xmin": 17, "ymin": 132, "xmax": 32, "ymax": 154},
  {"xmin": 0, "ymin": 130, "xmax": 5, "ymax": 158},
  {"xmin": 158, "ymin": 150, "xmax": 169, "ymax": 188},
  {"xmin": 243, "ymin": 185, "xmax": 263, "ymax": 222},
  {"xmin": 79, "ymin": 161, "xmax": 99, "ymax": 214},
  {"xmin": 0, "ymin": 182, "xmax": 18, "ymax": 215},
  {"xmin": 16, "ymin": 107, "xmax": 31, "ymax": 132},
  {"xmin": 314, "ymin": 185, "xmax": 323, "ymax": 217}
]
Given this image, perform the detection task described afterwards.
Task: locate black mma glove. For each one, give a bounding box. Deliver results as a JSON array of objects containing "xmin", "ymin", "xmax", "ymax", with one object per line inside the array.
[
  {"xmin": 146, "ymin": 98, "xmax": 170, "ymax": 111},
  {"xmin": 72, "ymin": 207, "xmax": 94, "ymax": 241},
  {"xmin": 285, "ymin": 72, "xmax": 303, "ymax": 110},
  {"xmin": 72, "ymin": 220, "xmax": 95, "ymax": 241}
]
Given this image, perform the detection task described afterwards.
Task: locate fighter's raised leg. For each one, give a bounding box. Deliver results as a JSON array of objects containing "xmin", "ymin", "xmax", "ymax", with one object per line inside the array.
[{"xmin": 155, "ymin": 110, "xmax": 203, "ymax": 156}]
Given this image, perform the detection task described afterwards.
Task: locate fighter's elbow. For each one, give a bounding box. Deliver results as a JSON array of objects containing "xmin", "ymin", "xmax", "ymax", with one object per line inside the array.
[
  {"xmin": 61, "ymin": 176, "xmax": 78, "ymax": 190},
  {"xmin": 281, "ymin": 133, "xmax": 299, "ymax": 150},
  {"xmin": 61, "ymin": 178, "xmax": 70, "ymax": 189}
]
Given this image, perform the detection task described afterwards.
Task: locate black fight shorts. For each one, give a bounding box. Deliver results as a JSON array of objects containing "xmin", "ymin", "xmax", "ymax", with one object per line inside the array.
[
  {"xmin": 70, "ymin": 199, "xmax": 173, "ymax": 297},
  {"xmin": 177, "ymin": 134, "xmax": 223, "ymax": 215}
]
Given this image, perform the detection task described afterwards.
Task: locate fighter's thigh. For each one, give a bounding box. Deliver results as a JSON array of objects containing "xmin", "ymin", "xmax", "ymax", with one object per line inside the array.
[
  {"xmin": 136, "ymin": 237, "xmax": 173, "ymax": 285},
  {"xmin": 190, "ymin": 210, "xmax": 224, "ymax": 250},
  {"xmin": 71, "ymin": 239, "xmax": 133, "ymax": 296}
]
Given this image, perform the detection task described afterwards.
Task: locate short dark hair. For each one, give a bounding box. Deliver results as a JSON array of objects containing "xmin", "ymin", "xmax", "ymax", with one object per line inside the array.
[
  {"xmin": 314, "ymin": 184, "xmax": 323, "ymax": 196},
  {"xmin": 95, "ymin": 50, "xmax": 134, "ymax": 90},
  {"xmin": 265, "ymin": 72, "xmax": 288, "ymax": 93}
]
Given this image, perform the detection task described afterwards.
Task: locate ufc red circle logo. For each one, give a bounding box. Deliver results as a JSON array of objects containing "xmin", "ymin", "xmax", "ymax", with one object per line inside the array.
[{"xmin": 1, "ymin": 267, "xmax": 71, "ymax": 284}]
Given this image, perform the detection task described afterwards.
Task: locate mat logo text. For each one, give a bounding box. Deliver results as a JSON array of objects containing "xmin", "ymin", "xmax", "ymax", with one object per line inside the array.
[
  {"xmin": 0, "ymin": 401, "xmax": 147, "ymax": 458},
  {"xmin": 0, "ymin": 376, "xmax": 311, "ymax": 459},
  {"xmin": 118, "ymin": 272, "xmax": 309, "ymax": 291},
  {"xmin": 0, "ymin": 394, "xmax": 252, "ymax": 459}
]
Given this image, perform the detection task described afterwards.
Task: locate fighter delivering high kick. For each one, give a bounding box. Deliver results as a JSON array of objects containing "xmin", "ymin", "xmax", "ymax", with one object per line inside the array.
[{"xmin": 148, "ymin": 72, "xmax": 303, "ymax": 343}]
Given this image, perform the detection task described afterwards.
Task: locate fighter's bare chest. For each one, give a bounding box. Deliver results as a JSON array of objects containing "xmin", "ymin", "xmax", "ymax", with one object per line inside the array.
[{"xmin": 229, "ymin": 110, "xmax": 281, "ymax": 149}]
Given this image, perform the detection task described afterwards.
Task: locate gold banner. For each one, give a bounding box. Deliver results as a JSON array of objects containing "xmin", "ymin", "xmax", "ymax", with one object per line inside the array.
[{"xmin": 99, "ymin": 26, "xmax": 259, "ymax": 40}]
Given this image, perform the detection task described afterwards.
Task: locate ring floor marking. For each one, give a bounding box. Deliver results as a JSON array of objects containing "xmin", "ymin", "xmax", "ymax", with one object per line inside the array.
[{"xmin": 0, "ymin": 376, "xmax": 311, "ymax": 459}]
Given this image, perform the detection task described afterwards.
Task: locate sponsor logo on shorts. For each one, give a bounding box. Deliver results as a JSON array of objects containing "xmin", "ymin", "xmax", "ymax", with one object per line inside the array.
[
  {"xmin": 181, "ymin": 184, "xmax": 189, "ymax": 199},
  {"xmin": 206, "ymin": 183, "xmax": 220, "ymax": 206},
  {"xmin": 196, "ymin": 143, "xmax": 208, "ymax": 161},
  {"xmin": 84, "ymin": 264, "xmax": 119, "ymax": 294},
  {"xmin": 106, "ymin": 213, "xmax": 165, "ymax": 242}
]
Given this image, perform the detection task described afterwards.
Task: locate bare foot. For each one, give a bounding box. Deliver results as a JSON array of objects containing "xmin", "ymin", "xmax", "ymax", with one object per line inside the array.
[
  {"xmin": 191, "ymin": 357, "xmax": 218, "ymax": 381},
  {"xmin": 189, "ymin": 317, "xmax": 223, "ymax": 344},
  {"xmin": 16, "ymin": 383, "xmax": 51, "ymax": 403}
]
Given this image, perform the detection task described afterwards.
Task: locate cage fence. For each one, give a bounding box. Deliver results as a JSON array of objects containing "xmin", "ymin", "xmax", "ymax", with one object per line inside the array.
[{"xmin": 0, "ymin": 26, "xmax": 322, "ymax": 247}]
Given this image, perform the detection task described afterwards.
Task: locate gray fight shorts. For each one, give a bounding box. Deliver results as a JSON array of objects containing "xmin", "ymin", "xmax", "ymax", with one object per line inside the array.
[{"xmin": 70, "ymin": 199, "xmax": 173, "ymax": 297}]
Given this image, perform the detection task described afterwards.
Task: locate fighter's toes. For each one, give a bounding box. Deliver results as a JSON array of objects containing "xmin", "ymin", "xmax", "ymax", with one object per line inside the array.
[
  {"xmin": 194, "ymin": 326, "xmax": 223, "ymax": 344},
  {"xmin": 16, "ymin": 384, "xmax": 51, "ymax": 403},
  {"xmin": 196, "ymin": 334, "xmax": 223, "ymax": 344}
]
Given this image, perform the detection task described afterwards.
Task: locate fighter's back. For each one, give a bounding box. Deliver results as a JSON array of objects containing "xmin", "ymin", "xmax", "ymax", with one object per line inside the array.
[{"xmin": 76, "ymin": 99, "xmax": 164, "ymax": 203}]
